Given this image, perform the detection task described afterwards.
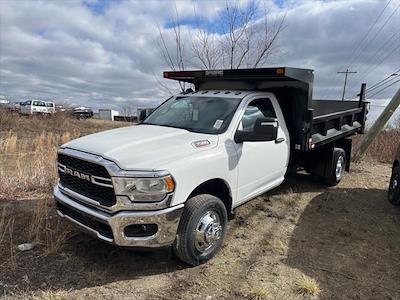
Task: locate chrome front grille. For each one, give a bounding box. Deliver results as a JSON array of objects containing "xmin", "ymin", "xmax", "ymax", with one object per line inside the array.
[{"xmin": 57, "ymin": 153, "xmax": 116, "ymax": 207}]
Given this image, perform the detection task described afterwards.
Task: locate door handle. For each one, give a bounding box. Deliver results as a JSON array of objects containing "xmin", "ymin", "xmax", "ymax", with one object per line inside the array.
[{"xmin": 275, "ymin": 138, "xmax": 285, "ymax": 144}]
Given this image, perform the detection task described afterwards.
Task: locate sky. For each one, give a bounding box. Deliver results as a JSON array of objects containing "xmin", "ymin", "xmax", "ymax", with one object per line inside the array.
[{"xmin": 0, "ymin": 0, "xmax": 399, "ymax": 112}]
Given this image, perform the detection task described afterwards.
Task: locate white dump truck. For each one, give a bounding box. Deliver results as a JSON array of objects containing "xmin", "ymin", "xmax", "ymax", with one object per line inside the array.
[{"xmin": 54, "ymin": 68, "xmax": 368, "ymax": 265}]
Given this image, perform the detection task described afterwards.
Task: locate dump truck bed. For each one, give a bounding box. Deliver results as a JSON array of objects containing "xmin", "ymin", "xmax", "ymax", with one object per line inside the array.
[{"xmin": 310, "ymin": 100, "xmax": 366, "ymax": 148}]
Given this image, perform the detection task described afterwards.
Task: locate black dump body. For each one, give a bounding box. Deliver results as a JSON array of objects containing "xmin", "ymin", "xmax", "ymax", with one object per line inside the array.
[{"xmin": 164, "ymin": 67, "xmax": 368, "ymax": 152}]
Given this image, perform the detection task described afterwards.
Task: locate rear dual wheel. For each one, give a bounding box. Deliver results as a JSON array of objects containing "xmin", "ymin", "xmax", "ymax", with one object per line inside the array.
[
  {"xmin": 324, "ymin": 148, "xmax": 346, "ymax": 186},
  {"xmin": 388, "ymin": 166, "xmax": 400, "ymax": 206}
]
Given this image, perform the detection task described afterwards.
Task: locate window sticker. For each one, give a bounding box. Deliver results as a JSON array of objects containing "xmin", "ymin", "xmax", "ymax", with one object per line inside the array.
[{"xmin": 213, "ymin": 119, "xmax": 223, "ymax": 129}]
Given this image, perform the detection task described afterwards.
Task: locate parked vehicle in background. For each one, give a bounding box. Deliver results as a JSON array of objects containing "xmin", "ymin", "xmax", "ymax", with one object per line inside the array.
[
  {"xmin": 72, "ymin": 107, "xmax": 93, "ymax": 119},
  {"xmin": 45, "ymin": 101, "xmax": 56, "ymax": 114},
  {"xmin": 54, "ymin": 67, "xmax": 368, "ymax": 265},
  {"xmin": 388, "ymin": 144, "xmax": 400, "ymax": 205},
  {"xmin": 0, "ymin": 99, "xmax": 10, "ymax": 107},
  {"xmin": 20, "ymin": 100, "xmax": 52, "ymax": 115}
]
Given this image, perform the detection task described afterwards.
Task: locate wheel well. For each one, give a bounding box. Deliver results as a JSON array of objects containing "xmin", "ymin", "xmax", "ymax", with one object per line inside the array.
[{"xmin": 188, "ymin": 179, "xmax": 232, "ymax": 214}]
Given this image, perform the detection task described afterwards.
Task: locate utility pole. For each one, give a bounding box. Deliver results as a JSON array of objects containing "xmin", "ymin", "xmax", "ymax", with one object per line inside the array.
[
  {"xmin": 353, "ymin": 88, "xmax": 400, "ymax": 162},
  {"xmin": 337, "ymin": 68, "xmax": 357, "ymax": 100}
]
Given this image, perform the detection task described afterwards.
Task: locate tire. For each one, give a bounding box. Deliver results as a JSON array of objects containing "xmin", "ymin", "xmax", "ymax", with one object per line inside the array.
[
  {"xmin": 388, "ymin": 166, "xmax": 400, "ymax": 206},
  {"xmin": 325, "ymin": 148, "xmax": 346, "ymax": 186},
  {"xmin": 173, "ymin": 194, "xmax": 227, "ymax": 266}
]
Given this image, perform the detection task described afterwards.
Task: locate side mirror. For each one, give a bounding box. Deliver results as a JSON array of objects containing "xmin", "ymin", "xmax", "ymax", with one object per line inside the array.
[{"xmin": 235, "ymin": 117, "xmax": 278, "ymax": 143}]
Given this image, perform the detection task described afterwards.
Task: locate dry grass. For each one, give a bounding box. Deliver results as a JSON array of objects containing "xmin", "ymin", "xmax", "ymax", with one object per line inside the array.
[
  {"xmin": 0, "ymin": 108, "xmax": 126, "ymax": 200},
  {"xmin": 0, "ymin": 131, "xmax": 61, "ymax": 199},
  {"xmin": 264, "ymin": 237, "xmax": 287, "ymax": 256},
  {"xmin": 28, "ymin": 197, "xmax": 73, "ymax": 255},
  {"xmin": 30, "ymin": 290, "xmax": 68, "ymax": 300},
  {"xmin": 295, "ymin": 275, "xmax": 320, "ymax": 296},
  {"xmin": 0, "ymin": 108, "xmax": 128, "ymax": 257},
  {"xmin": 249, "ymin": 288, "xmax": 269, "ymax": 299},
  {"xmin": 0, "ymin": 130, "xmax": 18, "ymax": 153},
  {"xmin": 353, "ymin": 128, "xmax": 400, "ymax": 163}
]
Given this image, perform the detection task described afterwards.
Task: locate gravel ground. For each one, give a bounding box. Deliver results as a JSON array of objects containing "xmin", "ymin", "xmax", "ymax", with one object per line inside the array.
[{"xmin": 1, "ymin": 161, "xmax": 399, "ymax": 300}]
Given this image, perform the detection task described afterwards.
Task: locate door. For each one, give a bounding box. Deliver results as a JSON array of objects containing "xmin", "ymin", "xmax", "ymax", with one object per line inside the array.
[{"xmin": 235, "ymin": 97, "xmax": 289, "ymax": 203}]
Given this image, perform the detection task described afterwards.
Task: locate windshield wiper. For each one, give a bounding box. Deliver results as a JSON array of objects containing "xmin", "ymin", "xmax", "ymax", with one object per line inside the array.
[
  {"xmin": 140, "ymin": 122, "xmax": 209, "ymax": 134},
  {"xmin": 140, "ymin": 122, "xmax": 189, "ymax": 131}
]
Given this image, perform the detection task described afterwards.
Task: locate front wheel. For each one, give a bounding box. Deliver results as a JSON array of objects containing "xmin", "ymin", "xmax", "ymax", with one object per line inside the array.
[
  {"xmin": 173, "ymin": 194, "xmax": 227, "ymax": 266},
  {"xmin": 388, "ymin": 166, "xmax": 400, "ymax": 205}
]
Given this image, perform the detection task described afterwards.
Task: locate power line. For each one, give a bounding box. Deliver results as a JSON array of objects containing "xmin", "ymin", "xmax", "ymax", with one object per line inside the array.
[
  {"xmin": 321, "ymin": 0, "xmax": 395, "ymax": 98},
  {"xmin": 360, "ymin": 41, "xmax": 400, "ymax": 84},
  {"xmin": 347, "ymin": 1, "xmax": 400, "ymax": 68},
  {"xmin": 350, "ymin": 68, "xmax": 400, "ymax": 99},
  {"xmin": 353, "ymin": 33, "xmax": 400, "ymax": 85},
  {"xmin": 351, "ymin": 32, "xmax": 400, "ymax": 84},
  {"xmin": 367, "ymin": 78, "xmax": 400, "ymax": 98},
  {"xmin": 367, "ymin": 67, "xmax": 400, "ymax": 90},
  {"xmin": 366, "ymin": 74, "xmax": 399, "ymax": 94}
]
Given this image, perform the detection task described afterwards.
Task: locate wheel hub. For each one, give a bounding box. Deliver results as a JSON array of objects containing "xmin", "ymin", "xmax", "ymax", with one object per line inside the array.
[
  {"xmin": 195, "ymin": 211, "xmax": 222, "ymax": 253},
  {"xmin": 392, "ymin": 178, "xmax": 398, "ymax": 190},
  {"xmin": 336, "ymin": 156, "xmax": 345, "ymax": 180}
]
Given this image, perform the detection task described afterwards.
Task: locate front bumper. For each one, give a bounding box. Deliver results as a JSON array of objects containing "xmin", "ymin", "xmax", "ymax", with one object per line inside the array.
[{"xmin": 54, "ymin": 185, "xmax": 184, "ymax": 247}]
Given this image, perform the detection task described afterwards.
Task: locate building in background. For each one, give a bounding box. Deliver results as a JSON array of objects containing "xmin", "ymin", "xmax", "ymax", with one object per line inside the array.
[
  {"xmin": 137, "ymin": 108, "xmax": 155, "ymax": 122},
  {"xmin": 99, "ymin": 109, "xmax": 119, "ymax": 121}
]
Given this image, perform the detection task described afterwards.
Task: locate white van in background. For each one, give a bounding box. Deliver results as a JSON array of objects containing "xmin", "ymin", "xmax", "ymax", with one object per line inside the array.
[
  {"xmin": 45, "ymin": 101, "xmax": 56, "ymax": 114},
  {"xmin": 20, "ymin": 100, "xmax": 55, "ymax": 115}
]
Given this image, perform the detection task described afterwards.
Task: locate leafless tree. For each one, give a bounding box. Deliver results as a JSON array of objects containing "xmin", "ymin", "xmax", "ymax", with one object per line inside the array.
[
  {"xmin": 119, "ymin": 103, "xmax": 135, "ymax": 116},
  {"xmin": 192, "ymin": 27, "xmax": 222, "ymax": 70},
  {"xmin": 193, "ymin": 1, "xmax": 286, "ymax": 69},
  {"xmin": 156, "ymin": 1, "xmax": 286, "ymax": 91},
  {"xmin": 156, "ymin": 5, "xmax": 188, "ymax": 92}
]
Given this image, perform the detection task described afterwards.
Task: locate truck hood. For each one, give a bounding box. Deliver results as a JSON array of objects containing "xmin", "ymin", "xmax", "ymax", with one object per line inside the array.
[{"xmin": 63, "ymin": 124, "xmax": 218, "ymax": 170}]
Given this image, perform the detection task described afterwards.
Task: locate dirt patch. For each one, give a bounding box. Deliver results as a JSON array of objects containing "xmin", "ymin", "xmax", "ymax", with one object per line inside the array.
[{"xmin": 1, "ymin": 161, "xmax": 398, "ymax": 299}]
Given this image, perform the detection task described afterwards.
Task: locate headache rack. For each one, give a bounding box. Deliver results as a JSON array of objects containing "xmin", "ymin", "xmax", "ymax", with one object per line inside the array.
[{"xmin": 164, "ymin": 67, "xmax": 368, "ymax": 151}]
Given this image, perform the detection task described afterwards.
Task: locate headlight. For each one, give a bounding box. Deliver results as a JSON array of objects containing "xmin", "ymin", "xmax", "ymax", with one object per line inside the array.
[{"xmin": 112, "ymin": 175, "xmax": 175, "ymax": 202}]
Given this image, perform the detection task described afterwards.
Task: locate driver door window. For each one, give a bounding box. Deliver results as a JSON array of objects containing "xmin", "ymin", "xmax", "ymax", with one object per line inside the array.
[{"xmin": 240, "ymin": 98, "xmax": 276, "ymax": 132}]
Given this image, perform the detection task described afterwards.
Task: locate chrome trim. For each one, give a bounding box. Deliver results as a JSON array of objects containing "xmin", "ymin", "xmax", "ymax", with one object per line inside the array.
[
  {"xmin": 91, "ymin": 175, "xmax": 113, "ymax": 188},
  {"xmin": 58, "ymin": 183, "xmax": 173, "ymax": 212},
  {"xmin": 58, "ymin": 147, "xmax": 170, "ymax": 177},
  {"xmin": 58, "ymin": 183, "xmax": 105, "ymax": 209},
  {"xmin": 58, "ymin": 162, "xmax": 113, "ymax": 188},
  {"xmin": 56, "ymin": 210, "xmax": 113, "ymax": 243},
  {"xmin": 54, "ymin": 185, "xmax": 184, "ymax": 247},
  {"xmin": 57, "ymin": 148, "xmax": 174, "ymax": 211}
]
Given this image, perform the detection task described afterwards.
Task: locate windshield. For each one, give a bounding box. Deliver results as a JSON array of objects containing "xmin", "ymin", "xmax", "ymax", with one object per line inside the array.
[{"xmin": 142, "ymin": 96, "xmax": 242, "ymax": 134}]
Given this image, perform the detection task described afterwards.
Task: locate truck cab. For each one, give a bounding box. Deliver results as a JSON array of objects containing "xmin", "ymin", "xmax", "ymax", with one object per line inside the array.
[{"xmin": 54, "ymin": 67, "xmax": 368, "ymax": 265}]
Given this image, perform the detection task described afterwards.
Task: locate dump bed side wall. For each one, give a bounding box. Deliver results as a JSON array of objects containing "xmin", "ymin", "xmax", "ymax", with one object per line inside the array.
[
  {"xmin": 310, "ymin": 100, "xmax": 367, "ymax": 148},
  {"xmin": 312, "ymin": 100, "xmax": 361, "ymax": 117}
]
